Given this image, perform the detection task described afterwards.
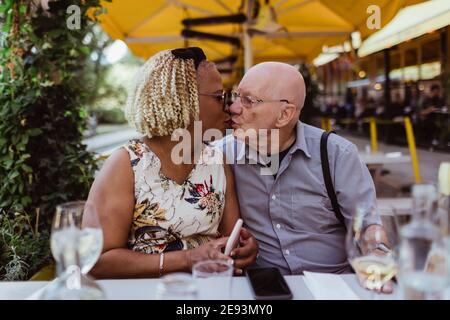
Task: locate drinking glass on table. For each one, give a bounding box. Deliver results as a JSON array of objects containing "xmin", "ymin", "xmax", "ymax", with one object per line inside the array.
[
  {"xmin": 192, "ymin": 259, "xmax": 233, "ymax": 299},
  {"xmin": 42, "ymin": 201, "xmax": 104, "ymax": 300},
  {"xmin": 397, "ymin": 183, "xmax": 448, "ymax": 300},
  {"xmin": 346, "ymin": 205, "xmax": 399, "ymax": 299},
  {"xmin": 155, "ymin": 273, "xmax": 198, "ymax": 300}
]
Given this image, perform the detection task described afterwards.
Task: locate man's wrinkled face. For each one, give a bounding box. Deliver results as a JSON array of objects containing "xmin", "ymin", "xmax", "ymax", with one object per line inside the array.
[{"xmin": 228, "ymin": 73, "xmax": 281, "ymax": 135}]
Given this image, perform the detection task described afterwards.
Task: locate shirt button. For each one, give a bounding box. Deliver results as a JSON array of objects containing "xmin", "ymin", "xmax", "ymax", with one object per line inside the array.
[
  {"xmin": 272, "ymin": 194, "xmax": 276, "ymax": 200},
  {"xmin": 276, "ymin": 224, "xmax": 281, "ymax": 229},
  {"xmin": 285, "ymin": 249, "xmax": 290, "ymax": 255}
]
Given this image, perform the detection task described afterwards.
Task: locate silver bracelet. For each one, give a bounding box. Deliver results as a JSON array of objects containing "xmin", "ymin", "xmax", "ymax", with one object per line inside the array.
[{"xmin": 159, "ymin": 253, "xmax": 165, "ymax": 277}]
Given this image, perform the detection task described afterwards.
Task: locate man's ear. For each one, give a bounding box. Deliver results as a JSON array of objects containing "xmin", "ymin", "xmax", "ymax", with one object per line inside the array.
[{"xmin": 275, "ymin": 103, "xmax": 296, "ymax": 128}]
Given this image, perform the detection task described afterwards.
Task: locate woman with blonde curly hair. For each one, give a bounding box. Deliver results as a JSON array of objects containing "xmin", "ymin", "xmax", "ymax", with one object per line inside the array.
[{"xmin": 83, "ymin": 47, "xmax": 258, "ymax": 279}]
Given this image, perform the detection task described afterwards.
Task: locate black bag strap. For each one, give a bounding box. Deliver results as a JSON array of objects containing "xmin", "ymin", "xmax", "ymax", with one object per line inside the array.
[{"xmin": 320, "ymin": 131, "xmax": 346, "ymax": 229}]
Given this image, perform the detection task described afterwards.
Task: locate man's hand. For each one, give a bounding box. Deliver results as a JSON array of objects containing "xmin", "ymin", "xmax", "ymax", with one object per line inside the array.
[
  {"xmin": 230, "ymin": 227, "xmax": 259, "ymax": 275},
  {"xmin": 357, "ymin": 276, "xmax": 394, "ymax": 294}
]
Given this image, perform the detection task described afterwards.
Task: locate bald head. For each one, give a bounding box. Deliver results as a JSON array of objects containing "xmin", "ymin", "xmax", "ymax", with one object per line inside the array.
[{"xmin": 240, "ymin": 62, "xmax": 306, "ymax": 112}]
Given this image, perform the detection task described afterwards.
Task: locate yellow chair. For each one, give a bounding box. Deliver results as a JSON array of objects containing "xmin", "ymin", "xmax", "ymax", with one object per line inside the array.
[{"xmin": 29, "ymin": 263, "xmax": 55, "ymax": 281}]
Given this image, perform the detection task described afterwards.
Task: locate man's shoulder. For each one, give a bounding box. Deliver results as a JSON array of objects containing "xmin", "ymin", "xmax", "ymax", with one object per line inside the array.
[{"xmin": 302, "ymin": 123, "xmax": 355, "ymax": 154}]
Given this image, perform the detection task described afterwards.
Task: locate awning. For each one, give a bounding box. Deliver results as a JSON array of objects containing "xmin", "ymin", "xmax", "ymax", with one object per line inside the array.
[
  {"xmin": 358, "ymin": 0, "xmax": 450, "ymax": 57},
  {"xmin": 98, "ymin": 0, "xmax": 424, "ymax": 65}
]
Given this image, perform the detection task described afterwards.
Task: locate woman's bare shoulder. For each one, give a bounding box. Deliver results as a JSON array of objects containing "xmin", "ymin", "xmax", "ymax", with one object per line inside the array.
[{"xmin": 93, "ymin": 148, "xmax": 134, "ymax": 192}]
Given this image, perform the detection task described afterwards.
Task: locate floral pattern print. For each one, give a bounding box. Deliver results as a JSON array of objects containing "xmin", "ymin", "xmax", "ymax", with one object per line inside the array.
[
  {"xmin": 185, "ymin": 175, "xmax": 224, "ymax": 223},
  {"xmin": 124, "ymin": 139, "xmax": 226, "ymax": 254}
]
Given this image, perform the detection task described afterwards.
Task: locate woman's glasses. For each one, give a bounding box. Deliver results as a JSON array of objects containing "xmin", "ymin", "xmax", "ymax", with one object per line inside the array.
[{"xmin": 198, "ymin": 91, "xmax": 231, "ymax": 111}]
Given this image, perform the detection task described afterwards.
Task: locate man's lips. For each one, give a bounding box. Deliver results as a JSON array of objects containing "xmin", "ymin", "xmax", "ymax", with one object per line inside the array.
[{"xmin": 224, "ymin": 119, "xmax": 233, "ymax": 127}]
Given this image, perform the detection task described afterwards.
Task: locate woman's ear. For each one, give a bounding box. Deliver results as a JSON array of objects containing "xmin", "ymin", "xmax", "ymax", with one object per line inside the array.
[{"xmin": 275, "ymin": 103, "xmax": 296, "ymax": 128}]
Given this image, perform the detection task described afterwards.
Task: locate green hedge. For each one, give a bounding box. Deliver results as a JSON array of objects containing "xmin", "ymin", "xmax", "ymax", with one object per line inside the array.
[
  {"xmin": 95, "ymin": 108, "xmax": 127, "ymax": 124},
  {"xmin": 0, "ymin": 0, "xmax": 109, "ymax": 280}
]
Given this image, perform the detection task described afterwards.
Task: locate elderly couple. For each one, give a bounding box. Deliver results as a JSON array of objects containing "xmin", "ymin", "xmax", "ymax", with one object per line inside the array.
[{"xmin": 84, "ymin": 47, "xmax": 379, "ymax": 281}]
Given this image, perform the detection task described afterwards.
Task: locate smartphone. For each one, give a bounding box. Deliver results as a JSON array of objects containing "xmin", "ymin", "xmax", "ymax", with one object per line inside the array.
[
  {"xmin": 246, "ymin": 267, "xmax": 293, "ymax": 300},
  {"xmin": 224, "ymin": 218, "xmax": 243, "ymax": 256}
]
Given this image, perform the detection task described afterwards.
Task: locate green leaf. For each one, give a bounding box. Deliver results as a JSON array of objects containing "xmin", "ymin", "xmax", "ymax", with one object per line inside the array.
[
  {"xmin": 4, "ymin": 159, "xmax": 14, "ymax": 169},
  {"xmin": 21, "ymin": 164, "xmax": 32, "ymax": 173},
  {"xmin": 0, "ymin": 4, "xmax": 8, "ymax": 14},
  {"xmin": 40, "ymin": 80, "xmax": 54, "ymax": 87},
  {"xmin": 42, "ymin": 42, "xmax": 52, "ymax": 50},
  {"xmin": 0, "ymin": 199, "xmax": 11, "ymax": 208},
  {"xmin": 20, "ymin": 196, "xmax": 32, "ymax": 206},
  {"xmin": 19, "ymin": 4, "xmax": 27, "ymax": 14},
  {"xmin": 28, "ymin": 128, "xmax": 42, "ymax": 137},
  {"xmin": 9, "ymin": 171, "xmax": 19, "ymax": 179},
  {"xmin": 79, "ymin": 46, "xmax": 90, "ymax": 55}
]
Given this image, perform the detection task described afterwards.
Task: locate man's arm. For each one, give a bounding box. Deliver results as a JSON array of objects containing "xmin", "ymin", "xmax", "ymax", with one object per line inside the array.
[{"xmin": 332, "ymin": 143, "xmax": 380, "ymax": 230}]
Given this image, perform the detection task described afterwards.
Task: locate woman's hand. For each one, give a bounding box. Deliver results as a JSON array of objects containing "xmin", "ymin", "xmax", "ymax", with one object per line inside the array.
[
  {"xmin": 185, "ymin": 237, "xmax": 233, "ymax": 271},
  {"xmin": 230, "ymin": 228, "xmax": 259, "ymax": 275}
]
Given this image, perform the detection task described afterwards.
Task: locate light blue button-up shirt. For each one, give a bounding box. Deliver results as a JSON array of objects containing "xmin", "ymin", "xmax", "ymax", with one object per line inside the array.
[{"xmin": 221, "ymin": 121, "xmax": 378, "ymax": 275}]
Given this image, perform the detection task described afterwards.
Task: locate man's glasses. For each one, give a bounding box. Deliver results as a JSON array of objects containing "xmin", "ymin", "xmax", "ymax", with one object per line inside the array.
[
  {"xmin": 229, "ymin": 92, "xmax": 290, "ymax": 109},
  {"xmin": 198, "ymin": 91, "xmax": 290, "ymax": 111}
]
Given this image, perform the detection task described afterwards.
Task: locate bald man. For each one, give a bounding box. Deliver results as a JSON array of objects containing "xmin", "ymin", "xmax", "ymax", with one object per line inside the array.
[{"xmin": 222, "ymin": 62, "xmax": 379, "ymax": 275}]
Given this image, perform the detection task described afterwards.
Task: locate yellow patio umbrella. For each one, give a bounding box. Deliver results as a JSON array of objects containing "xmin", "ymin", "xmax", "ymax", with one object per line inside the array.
[{"xmin": 98, "ymin": 0, "xmax": 426, "ymax": 70}]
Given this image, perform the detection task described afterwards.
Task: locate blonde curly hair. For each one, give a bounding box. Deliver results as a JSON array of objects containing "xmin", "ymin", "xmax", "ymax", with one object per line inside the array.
[{"xmin": 125, "ymin": 49, "xmax": 201, "ymax": 137}]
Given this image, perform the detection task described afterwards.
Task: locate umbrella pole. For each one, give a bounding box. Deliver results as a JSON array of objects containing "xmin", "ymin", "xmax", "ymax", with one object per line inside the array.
[
  {"xmin": 243, "ymin": 0, "xmax": 254, "ymax": 73},
  {"xmin": 244, "ymin": 27, "xmax": 253, "ymax": 72}
]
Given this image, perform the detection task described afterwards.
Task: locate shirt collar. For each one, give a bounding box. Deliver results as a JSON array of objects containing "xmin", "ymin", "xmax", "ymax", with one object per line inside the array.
[{"xmin": 290, "ymin": 121, "xmax": 311, "ymax": 159}]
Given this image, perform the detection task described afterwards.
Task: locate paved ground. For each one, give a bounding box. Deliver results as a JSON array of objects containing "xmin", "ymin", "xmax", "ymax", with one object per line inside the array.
[
  {"xmin": 339, "ymin": 132, "xmax": 449, "ymax": 197},
  {"xmin": 84, "ymin": 125, "xmax": 448, "ymax": 198},
  {"xmin": 83, "ymin": 125, "xmax": 139, "ymax": 154}
]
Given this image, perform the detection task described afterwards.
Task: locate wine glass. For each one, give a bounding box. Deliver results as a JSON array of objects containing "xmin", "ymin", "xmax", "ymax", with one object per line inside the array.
[
  {"xmin": 43, "ymin": 201, "xmax": 105, "ymax": 300},
  {"xmin": 155, "ymin": 273, "xmax": 198, "ymax": 300},
  {"xmin": 346, "ymin": 205, "xmax": 399, "ymax": 299},
  {"xmin": 192, "ymin": 260, "xmax": 233, "ymax": 299},
  {"xmin": 397, "ymin": 183, "xmax": 448, "ymax": 300}
]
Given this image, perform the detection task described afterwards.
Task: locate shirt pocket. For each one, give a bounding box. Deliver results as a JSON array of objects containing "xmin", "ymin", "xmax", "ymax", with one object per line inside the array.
[{"xmin": 290, "ymin": 193, "xmax": 335, "ymax": 233}]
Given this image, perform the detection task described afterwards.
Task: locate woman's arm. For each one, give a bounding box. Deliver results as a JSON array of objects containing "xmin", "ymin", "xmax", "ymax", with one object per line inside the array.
[
  {"xmin": 219, "ymin": 162, "xmax": 259, "ymax": 273},
  {"xmin": 83, "ymin": 149, "xmax": 230, "ymax": 279},
  {"xmin": 218, "ymin": 163, "xmax": 241, "ymax": 236}
]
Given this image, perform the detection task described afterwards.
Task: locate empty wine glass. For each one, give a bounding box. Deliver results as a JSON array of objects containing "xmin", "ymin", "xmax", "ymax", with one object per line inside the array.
[
  {"xmin": 43, "ymin": 201, "xmax": 104, "ymax": 300},
  {"xmin": 346, "ymin": 205, "xmax": 399, "ymax": 299},
  {"xmin": 51, "ymin": 201, "xmax": 103, "ymax": 275}
]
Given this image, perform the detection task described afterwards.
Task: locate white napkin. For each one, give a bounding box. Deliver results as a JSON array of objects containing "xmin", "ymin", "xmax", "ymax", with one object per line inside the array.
[
  {"xmin": 25, "ymin": 280, "xmax": 55, "ymax": 300},
  {"xmin": 303, "ymin": 272, "xmax": 360, "ymax": 300}
]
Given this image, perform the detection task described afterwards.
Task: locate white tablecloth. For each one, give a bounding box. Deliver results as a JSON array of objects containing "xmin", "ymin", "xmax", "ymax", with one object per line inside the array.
[
  {"xmin": 359, "ymin": 152, "xmax": 411, "ymax": 166},
  {"xmin": 0, "ymin": 274, "xmax": 397, "ymax": 300}
]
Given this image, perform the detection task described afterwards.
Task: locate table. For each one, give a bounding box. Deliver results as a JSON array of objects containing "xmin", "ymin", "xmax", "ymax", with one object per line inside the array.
[
  {"xmin": 0, "ymin": 274, "xmax": 397, "ymax": 300},
  {"xmin": 359, "ymin": 152, "xmax": 411, "ymax": 193},
  {"xmin": 359, "ymin": 152, "xmax": 411, "ymax": 166},
  {"xmin": 377, "ymin": 197, "xmax": 412, "ymax": 216}
]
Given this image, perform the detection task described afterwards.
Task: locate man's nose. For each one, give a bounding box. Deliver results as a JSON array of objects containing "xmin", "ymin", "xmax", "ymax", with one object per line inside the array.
[{"xmin": 229, "ymin": 100, "xmax": 243, "ymax": 115}]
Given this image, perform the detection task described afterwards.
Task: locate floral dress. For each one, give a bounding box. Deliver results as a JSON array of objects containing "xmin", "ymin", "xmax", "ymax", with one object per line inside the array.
[{"xmin": 123, "ymin": 139, "xmax": 226, "ymax": 254}]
